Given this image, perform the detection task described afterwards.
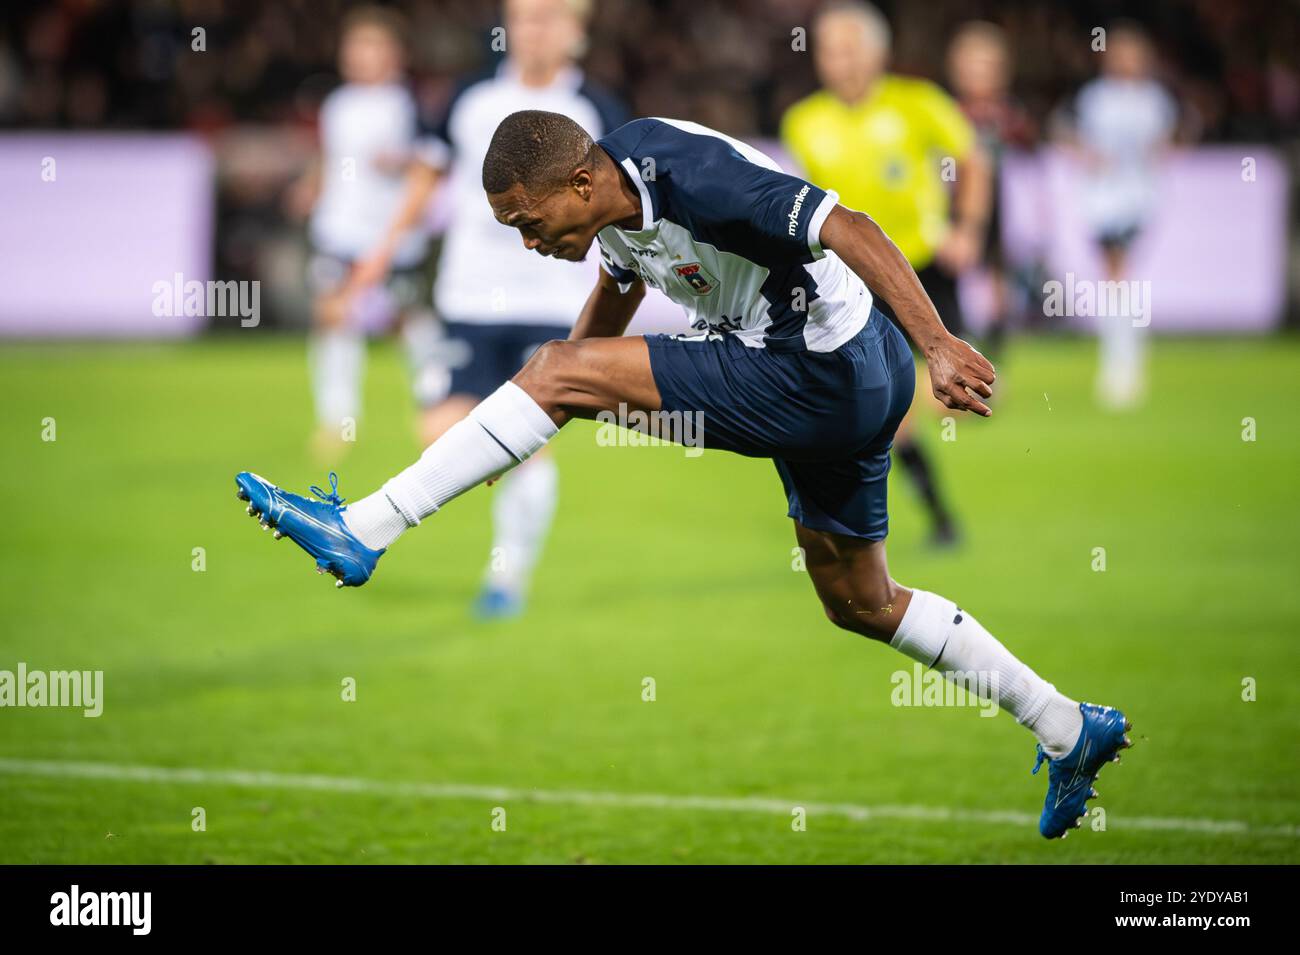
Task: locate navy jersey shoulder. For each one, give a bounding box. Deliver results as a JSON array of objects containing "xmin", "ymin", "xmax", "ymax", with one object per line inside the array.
[{"xmin": 597, "ymin": 118, "xmax": 831, "ymax": 267}]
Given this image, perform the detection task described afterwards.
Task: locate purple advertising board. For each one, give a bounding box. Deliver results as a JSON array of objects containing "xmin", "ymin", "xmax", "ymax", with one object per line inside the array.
[{"xmin": 0, "ymin": 134, "xmax": 214, "ymax": 337}]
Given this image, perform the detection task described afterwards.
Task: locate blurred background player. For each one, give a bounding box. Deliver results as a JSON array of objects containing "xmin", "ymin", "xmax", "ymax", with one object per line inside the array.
[
  {"xmin": 285, "ymin": 6, "xmax": 443, "ymax": 460},
  {"xmin": 1072, "ymin": 22, "xmax": 1177, "ymax": 410},
  {"xmin": 946, "ymin": 20, "xmax": 1036, "ymax": 368},
  {"xmin": 355, "ymin": 0, "xmax": 625, "ymax": 619},
  {"xmin": 781, "ymin": 1, "xmax": 992, "ymax": 548}
]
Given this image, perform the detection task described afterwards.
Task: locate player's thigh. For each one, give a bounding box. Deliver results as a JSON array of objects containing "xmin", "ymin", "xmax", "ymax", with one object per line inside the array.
[
  {"xmin": 795, "ymin": 521, "xmax": 910, "ymax": 641},
  {"xmin": 515, "ymin": 335, "xmax": 661, "ymax": 420}
]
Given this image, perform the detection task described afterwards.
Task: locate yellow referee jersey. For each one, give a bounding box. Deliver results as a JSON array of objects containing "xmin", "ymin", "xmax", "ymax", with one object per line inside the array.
[{"xmin": 780, "ymin": 75, "xmax": 974, "ymax": 269}]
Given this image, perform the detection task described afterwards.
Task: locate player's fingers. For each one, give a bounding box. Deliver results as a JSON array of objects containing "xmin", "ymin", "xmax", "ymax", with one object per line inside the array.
[
  {"xmin": 949, "ymin": 382, "xmax": 991, "ymax": 417},
  {"xmin": 962, "ymin": 390, "xmax": 993, "ymax": 417},
  {"xmin": 960, "ymin": 375, "xmax": 993, "ymax": 399}
]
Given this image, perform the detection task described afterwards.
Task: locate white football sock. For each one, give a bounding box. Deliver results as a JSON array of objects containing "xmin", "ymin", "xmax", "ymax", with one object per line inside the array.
[
  {"xmin": 485, "ymin": 453, "xmax": 559, "ymax": 596},
  {"xmin": 891, "ymin": 589, "xmax": 1083, "ymax": 758},
  {"xmin": 342, "ymin": 381, "xmax": 557, "ymax": 550},
  {"xmin": 310, "ymin": 328, "xmax": 364, "ymax": 431}
]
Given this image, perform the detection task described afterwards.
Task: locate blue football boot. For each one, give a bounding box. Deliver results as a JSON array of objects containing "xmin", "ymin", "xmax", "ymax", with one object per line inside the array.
[
  {"xmin": 235, "ymin": 471, "xmax": 383, "ymax": 588},
  {"xmin": 1033, "ymin": 702, "xmax": 1132, "ymax": 839},
  {"xmin": 473, "ymin": 586, "xmax": 524, "ymax": 621}
]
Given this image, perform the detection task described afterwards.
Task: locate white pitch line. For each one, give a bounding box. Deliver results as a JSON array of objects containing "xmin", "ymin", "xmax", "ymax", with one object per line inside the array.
[{"xmin": 0, "ymin": 757, "xmax": 1295, "ymax": 838}]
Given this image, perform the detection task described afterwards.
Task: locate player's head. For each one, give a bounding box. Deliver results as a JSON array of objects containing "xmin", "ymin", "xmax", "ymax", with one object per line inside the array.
[
  {"xmin": 483, "ymin": 109, "xmax": 609, "ymax": 262},
  {"xmin": 948, "ymin": 21, "xmax": 1010, "ymax": 100},
  {"xmin": 506, "ymin": 0, "xmax": 591, "ymax": 77},
  {"xmin": 1103, "ymin": 21, "xmax": 1155, "ymax": 80},
  {"xmin": 338, "ymin": 6, "xmax": 407, "ymax": 85},
  {"xmin": 813, "ymin": 1, "xmax": 891, "ymax": 103}
]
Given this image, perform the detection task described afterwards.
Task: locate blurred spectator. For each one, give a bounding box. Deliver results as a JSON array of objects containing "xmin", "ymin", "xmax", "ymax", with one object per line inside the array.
[
  {"xmin": 946, "ymin": 19, "xmax": 1036, "ymax": 358},
  {"xmin": 1071, "ymin": 22, "xmax": 1177, "ymax": 410}
]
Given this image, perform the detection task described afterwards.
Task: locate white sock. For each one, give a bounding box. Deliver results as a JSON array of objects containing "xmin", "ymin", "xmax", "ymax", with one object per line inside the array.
[
  {"xmin": 485, "ymin": 453, "xmax": 559, "ymax": 595},
  {"xmin": 890, "ymin": 589, "xmax": 1084, "ymax": 757},
  {"xmin": 310, "ymin": 328, "xmax": 364, "ymax": 431},
  {"xmin": 342, "ymin": 381, "xmax": 557, "ymax": 550},
  {"xmin": 341, "ymin": 493, "xmax": 408, "ymax": 552}
]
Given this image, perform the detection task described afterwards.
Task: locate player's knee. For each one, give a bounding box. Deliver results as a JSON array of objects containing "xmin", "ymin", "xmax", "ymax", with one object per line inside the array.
[
  {"xmin": 516, "ymin": 338, "xmax": 597, "ymax": 414},
  {"xmin": 819, "ymin": 577, "xmax": 904, "ymax": 640},
  {"xmin": 515, "ymin": 339, "xmax": 570, "ymax": 402}
]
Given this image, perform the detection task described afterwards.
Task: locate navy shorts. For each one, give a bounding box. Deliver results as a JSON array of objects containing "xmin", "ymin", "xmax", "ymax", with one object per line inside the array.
[
  {"xmin": 443, "ymin": 320, "xmax": 571, "ymax": 400},
  {"xmin": 645, "ymin": 308, "xmax": 915, "ymax": 540}
]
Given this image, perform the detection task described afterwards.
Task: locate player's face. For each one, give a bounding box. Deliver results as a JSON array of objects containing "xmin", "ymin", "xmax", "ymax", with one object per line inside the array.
[
  {"xmin": 340, "ymin": 24, "xmax": 403, "ymax": 85},
  {"xmin": 948, "ymin": 35, "xmax": 1008, "ymax": 100},
  {"xmin": 814, "ymin": 13, "xmax": 887, "ymax": 103},
  {"xmin": 1105, "ymin": 32, "xmax": 1152, "ymax": 80},
  {"xmin": 489, "ymin": 180, "xmax": 600, "ymax": 262},
  {"xmin": 507, "ymin": 0, "xmax": 584, "ymax": 75}
]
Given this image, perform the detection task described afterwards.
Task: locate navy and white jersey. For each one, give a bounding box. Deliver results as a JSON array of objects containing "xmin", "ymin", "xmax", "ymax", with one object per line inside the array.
[
  {"xmin": 596, "ymin": 118, "xmax": 872, "ymax": 352},
  {"xmin": 310, "ymin": 82, "xmax": 429, "ymax": 267},
  {"xmin": 420, "ymin": 63, "xmax": 626, "ymax": 325}
]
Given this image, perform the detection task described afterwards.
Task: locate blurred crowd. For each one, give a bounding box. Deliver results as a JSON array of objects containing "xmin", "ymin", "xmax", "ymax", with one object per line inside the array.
[{"xmin": 2, "ymin": 0, "xmax": 1298, "ymax": 142}]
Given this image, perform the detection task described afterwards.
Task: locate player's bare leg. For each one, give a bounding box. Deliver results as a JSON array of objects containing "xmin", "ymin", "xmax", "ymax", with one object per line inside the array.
[
  {"xmin": 797, "ymin": 529, "xmax": 1097, "ymax": 763},
  {"xmin": 338, "ymin": 335, "xmax": 656, "ymax": 553},
  {"xmin": 512, "ymin": 336, "xmax": 661, "ymax": 425}
]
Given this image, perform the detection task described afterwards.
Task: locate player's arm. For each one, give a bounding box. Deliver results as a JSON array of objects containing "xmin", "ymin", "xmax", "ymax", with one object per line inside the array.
[
  {"xmin": 919, "ymin": 80, "xmax": 990, "ymax": 275},
  {"xmin": 283, "ymin": 158, "xmax": 322, "ymax": 222},
  {"xmin": 348, "ymin": 160, "xmax": 443, "ymax": 290},
  {"xmin": 821, "ymin": 205, "xmax": 995, "ymax": 416},
  {"xmin": 569, "ymin": 267, "xmax": 645, "ymax": 340},
  {"xmin": 935, "ymin": 141, "xmax": 992, "ymax": 274}
]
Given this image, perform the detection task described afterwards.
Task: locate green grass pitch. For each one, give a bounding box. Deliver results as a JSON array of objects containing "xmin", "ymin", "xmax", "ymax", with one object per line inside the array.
[{"xmin": 0, "ymin": 334, "xmax": 1296, "ymax": 863}]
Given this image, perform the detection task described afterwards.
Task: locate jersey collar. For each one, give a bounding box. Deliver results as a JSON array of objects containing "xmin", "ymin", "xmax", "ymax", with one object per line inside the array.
[{"xmin": 597, "ymin": 142, "xmax": 658, "ymax": 231}]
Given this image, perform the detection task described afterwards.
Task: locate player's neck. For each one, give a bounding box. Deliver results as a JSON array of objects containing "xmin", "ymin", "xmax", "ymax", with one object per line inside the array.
[
  {"xmin": 597, "ymin": 154, "xmax": 645, "ymax": 232},
  {"xmin": 833, "ymin": 75, "xmax": 880, "ymax": 107}
]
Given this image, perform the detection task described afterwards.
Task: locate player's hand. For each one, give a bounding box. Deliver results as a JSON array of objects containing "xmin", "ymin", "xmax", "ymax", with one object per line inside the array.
[
  {"xmin": 933, "ymin": 223, "xmax": 982, "ymax": 275},
  {"xmin": 925, "ymin": 334, "xmax": 996, "ymax": 417}
]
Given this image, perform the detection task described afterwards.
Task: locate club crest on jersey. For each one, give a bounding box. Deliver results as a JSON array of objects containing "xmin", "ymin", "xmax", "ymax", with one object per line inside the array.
[{"xmin": 672, "ymin": 262, "xmax": 717, "ymax": 296}]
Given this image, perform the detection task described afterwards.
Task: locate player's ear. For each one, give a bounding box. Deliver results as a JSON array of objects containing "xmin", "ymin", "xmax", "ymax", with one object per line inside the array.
[{"xmin": 571, "ymin": 166, "xmax": 594, "ymax": 201}]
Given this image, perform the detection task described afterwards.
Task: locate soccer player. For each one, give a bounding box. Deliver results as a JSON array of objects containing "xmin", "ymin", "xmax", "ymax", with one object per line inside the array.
[
  {"xmin": 780, "ymin": 1, "xmax": 993, "ymax": 548},
  {"xmin": 947, "ymin": 21, "xmax": 1037, "ymax": 367},
  {"xmin": 288, "ymin": 7, "xmax": 441, "ymax": 460},
  {"xmin": 348, "ymin": 0, "xmax": 625, "ymax": 618},
  {"xmin": 235, "ymin": 111, "xmax": 1132, "ymax": 838},
  {"xmin": 1073, "ymin": 22, "xmax": 1176, "ymax": 410}
]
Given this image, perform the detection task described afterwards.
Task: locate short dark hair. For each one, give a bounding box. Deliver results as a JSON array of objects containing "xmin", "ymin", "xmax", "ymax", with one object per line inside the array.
[{"xmin": 482, "ymin": 110, "xmax": 598, "ymax": 195}]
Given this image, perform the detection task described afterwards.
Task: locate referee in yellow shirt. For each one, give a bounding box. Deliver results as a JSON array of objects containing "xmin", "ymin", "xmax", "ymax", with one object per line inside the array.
[{"xmin": 782, "ymin": 0, "xmax": 992, "ymax": 548}]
